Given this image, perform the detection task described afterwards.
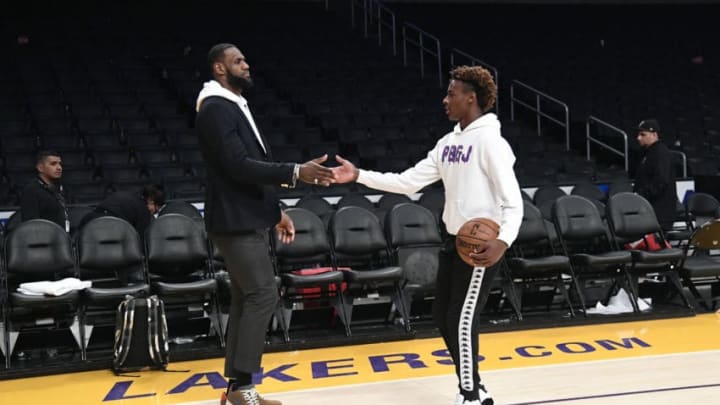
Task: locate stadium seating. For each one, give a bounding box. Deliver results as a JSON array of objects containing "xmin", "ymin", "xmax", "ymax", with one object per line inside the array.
[
  {"xmin": 329, "ymin": 206, "xmax": 410, "ymax": 332},
  {"xmin": 2, "ymin": 220, "xmax": 80, "ymax": 367},
  {"xmin": 606, "ymin": 193, "xmax": 693, "ymax": 312},
  {"xmin": 272, "ymin": 208, "xmax": 350, "ymax": 341},
  {"xmin": 76, "ymin": 216, "xmax": 150, "ymax": 357},
  {"xmin": 505, "ymin": 201, "xmax": 574, "ymax": 317},
  {"xmin": 144, "ymin": 214, "xmax": 224, "ymax": 347},
  {"xmin": 552, "ymin": 195, "xmax": 634, "ymax": 315},
  {"xmin": 678, "ymin": 221, "xmax": 720, "ymax": 311},
  {"xmin": 384, "ymin": 203, "xmax": 443, "ymax": 320}
]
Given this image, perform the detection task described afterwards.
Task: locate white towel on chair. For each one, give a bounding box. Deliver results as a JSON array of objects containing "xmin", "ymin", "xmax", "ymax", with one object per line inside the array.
[{"xmin": 17, "ymin": 277, "xmax": 92, "ymax": 296}]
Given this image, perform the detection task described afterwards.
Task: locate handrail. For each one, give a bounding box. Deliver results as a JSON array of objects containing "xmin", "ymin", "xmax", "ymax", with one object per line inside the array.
[
  {"xmin": 449, "ymin": 48, "xmax": 499, "ymax": 114},
  {"xmin": 671, "ymin": 150, "xmax": 688, "ymax": 178},
  {"xmin": 510, "ymin": 80, "xmax": 570, "ymax": 151},
  {"xmin": 402, "ymin": 22, "xmax": 443, "ymax": 88},
  {"xmin": 376, "ymin": 2, "xmax": 397, "ymax": 55},
  {"xmin": 350, "ymin": 0, "xmax": 370, "ymax": 38},
  {"xmin": 586, "ymin": 116, "xmax": 629, "ymax": 172}
]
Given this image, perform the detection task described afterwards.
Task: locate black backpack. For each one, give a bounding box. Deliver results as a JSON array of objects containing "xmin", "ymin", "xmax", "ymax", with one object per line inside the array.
[{"xmin": 113, "ymin": 295, "xmax": 170, "ymax": 375}]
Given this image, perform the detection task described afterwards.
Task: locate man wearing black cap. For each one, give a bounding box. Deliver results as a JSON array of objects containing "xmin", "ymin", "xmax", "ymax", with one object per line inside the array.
[{"xmin": 633, "ymin": 119, "xmax": 677, "ymax": 230}]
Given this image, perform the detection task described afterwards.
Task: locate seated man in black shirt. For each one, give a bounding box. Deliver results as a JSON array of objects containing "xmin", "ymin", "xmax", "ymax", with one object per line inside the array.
[
  {"xmin": 79, "ymin": 184, "xmax": 166, "ymax": 237},
  {"xmin": 19, "ymin": 150, "xmax": 69, "ymax": 231}
]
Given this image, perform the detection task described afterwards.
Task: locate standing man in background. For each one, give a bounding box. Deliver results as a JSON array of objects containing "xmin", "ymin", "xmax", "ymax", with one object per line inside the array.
[
  {"xmin": 195, "ymin": 43, "xmax": 335, "ymax": 405},
  {"xmin": 634, "ymin": 119, "xmax": 677, "ymax": 231},
  {"xmin": 331, "ymin": 66, "xmax": 523, "ymax": 405},
  {"xmin": 20, "ymin": 150, "xmax": 69, "ymax": 231}
]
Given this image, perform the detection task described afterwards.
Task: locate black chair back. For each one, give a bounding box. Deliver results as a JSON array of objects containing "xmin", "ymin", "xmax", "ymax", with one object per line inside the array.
[
  {"xmin": 533, "ymin": 184, "xmax": 566, "ymax": 207},
  {"xmin": 553, "ymin": 195, "xmax": 606, "ymax": 241},
  {"xmin": 377, "ymin": 193, "xmax": 413, "ymax": 213},
  {"xmin": 145, "ymin": 213, "xmax": 208, "ymax": 276},
  {"xmin": 274, "ymin": 208, "xmax": 332, "ymax": 267},
  {"xmin": 77, "ymin": 216, "xmax": 144, "ymax": 273},
  {"xmin": 5, "ymin": 219, "xmax": 75, "ymax": 279},
  {"xmin": 687, "ymin": 192, "xmax": 720, "ymax": 228},
  {"xmin": 516, "ymin": 201, "xmax": 551, "ymax": 244},
  {"xmin": 606, "ymin": 192, "xmax": 661, "ymax": 240},
  {"xmin": 336, "ymin": 193, "xmax": 374, "ymax": 211},
  {"xmin": 330, "ymin": 206, "xmax": 388, "ymax": 260},
  {"xmin": 571, "ymin": 182, "xmax": 606, "ymax": 202},
  {"xmin": 158, "ymin": 200, "xmax": 202, "ymax": 219},
  {"xmin": 385, "ymin": 203, "xmax": 442, "ymax": 247},
  {"xmin": 295, "ymin": 194, "xmax": 335, "ymax": 224}
]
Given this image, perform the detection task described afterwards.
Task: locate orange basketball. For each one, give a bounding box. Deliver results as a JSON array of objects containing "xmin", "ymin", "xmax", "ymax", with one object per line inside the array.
[{"xmin": 455, "ymin": 218, "xmax": 500, "ymax": 266}]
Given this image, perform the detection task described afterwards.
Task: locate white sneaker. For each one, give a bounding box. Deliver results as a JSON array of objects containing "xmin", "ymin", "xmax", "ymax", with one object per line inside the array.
[
  {"xmin": 452, "ymin": 395, "xmax": 486, "ymax": 405},
  {"xmin": 453, "ymin": 385, "xmax": 494, "ymax": 405},
  {"xmin": 479, "ymin": 384, "xmax": 494, "ymax": 405}
]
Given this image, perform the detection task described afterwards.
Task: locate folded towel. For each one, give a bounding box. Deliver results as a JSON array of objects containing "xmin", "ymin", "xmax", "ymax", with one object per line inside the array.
[{"xmin": 17, "ymin": 277, "xmax": 92, "ymax": 296}]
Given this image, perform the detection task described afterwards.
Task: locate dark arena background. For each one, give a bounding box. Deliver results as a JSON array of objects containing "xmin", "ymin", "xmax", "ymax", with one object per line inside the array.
[{"xmin": 1, "ymin": 1, "xmax": 720, "ymax": 403}]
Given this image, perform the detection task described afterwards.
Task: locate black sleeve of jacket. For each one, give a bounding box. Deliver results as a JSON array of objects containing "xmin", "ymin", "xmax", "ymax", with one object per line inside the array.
[
  {"xmin": 197, "ymin": 101, "xmax": 294, "ymax": 186},
  {"xmin": 637, "ymin": 146, "xmax": 672, "ymax": 200},
  {"xmin": 19, "ymin": 185, "xmax": 41, "ymax": 220},
  {"xmin": 135, "ymin": 206, "xmax": 153, "ymax": 238}
]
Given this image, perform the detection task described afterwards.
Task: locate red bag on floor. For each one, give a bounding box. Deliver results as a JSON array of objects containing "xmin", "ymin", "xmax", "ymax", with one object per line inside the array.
[{"xmin": 623, "ymin": 233, "xmax": 671, "ymax": 251}]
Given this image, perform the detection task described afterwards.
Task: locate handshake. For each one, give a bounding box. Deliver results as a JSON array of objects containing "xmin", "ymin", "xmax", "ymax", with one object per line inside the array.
[{"xmin": 297, "ymin": 154, "xmax": 357, "ymax": 187}]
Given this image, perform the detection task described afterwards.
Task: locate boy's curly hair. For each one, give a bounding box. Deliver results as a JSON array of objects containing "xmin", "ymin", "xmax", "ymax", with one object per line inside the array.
[{"xmin": 450, "ymin": 65, "xmax": 497, "ymax": 113}]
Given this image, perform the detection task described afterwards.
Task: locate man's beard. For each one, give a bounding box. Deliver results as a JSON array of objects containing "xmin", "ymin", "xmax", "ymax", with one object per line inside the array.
[{"xmin": 227, "ymin": 72, "xmax": 253, "ymax": 92}]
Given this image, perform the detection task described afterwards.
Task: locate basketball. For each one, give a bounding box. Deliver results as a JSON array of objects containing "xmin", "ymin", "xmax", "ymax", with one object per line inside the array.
[{"xmin": 455, "ymin": 218, "xmax": 500, "ymax": 266}]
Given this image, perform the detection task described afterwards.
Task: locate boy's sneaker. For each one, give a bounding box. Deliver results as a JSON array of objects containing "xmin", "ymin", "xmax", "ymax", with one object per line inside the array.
[
  {"xmin": 479, "ymin": 384, "xmax": 494, "ymax": 405},
  {"xmin": 453, "ymin": 385, "xmax": 494, "ymax": 405}
]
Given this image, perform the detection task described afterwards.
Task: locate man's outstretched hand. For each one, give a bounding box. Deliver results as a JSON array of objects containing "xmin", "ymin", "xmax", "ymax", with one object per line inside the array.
[
  {"xmin": 298, "ymin": 154, "xmax": 336, "ymax": 187},
  {"xmin": 332, "ymin": 155, "xmax": 359, "ymax": 184}
]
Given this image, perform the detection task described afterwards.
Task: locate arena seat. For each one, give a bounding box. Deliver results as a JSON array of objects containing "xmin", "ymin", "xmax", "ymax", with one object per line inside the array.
[
  {"xmin": 2, "ymin": 219, "xmax": 80, "ymax": 368},
  {"xmin": 505, "ymin": 201, "xmax": 573, "ymax": 318},
  {"xmin": 606, "ymin": 193, "xmax": 693, "ymax": 312},
  {"xmin": 145, "ymin": 214, "xmax": 224, "ymax": 347},
  {"xmin": 686, "ymin": 192, "xmax": 720, "ymax": 230},
  {"xmin": 329, "ymin": 206, "xmax": 410, "ymax": 332},
  {"xmin": 384, "ymin": 203, "xmax": 444, "ymax": 321},
  {"xmin": 272, "ymin": 207, "xmax": 350, "ymax": 341},
  {"xmin": 552, "ymin": 195, "xmax": 634, "ymax": 315},
  {"xmin": 679, "ymin": 221, "xmax": 720, "ymax": 311},
  {"xmin": 75, "ymin": 216, "xmax": 150, "ymax": 357}
]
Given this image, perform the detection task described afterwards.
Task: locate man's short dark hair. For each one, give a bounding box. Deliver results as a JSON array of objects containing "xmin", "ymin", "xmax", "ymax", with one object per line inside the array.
[
  {"xmin": 142, "ymin": 184, "xmax": 166, "ymax": 206},
  {"xmin": 36, "ymin": 150, "xmax": 61, "ymax": 165},
  {"xmin": 207, "ymin": 43, "xmax": 236, "ymax": 74}
]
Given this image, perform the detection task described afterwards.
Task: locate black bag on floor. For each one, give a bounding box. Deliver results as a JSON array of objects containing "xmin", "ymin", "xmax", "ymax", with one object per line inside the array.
[{"xmin": 113, "ymin": 295, "xmax": 170, "ymax": 375}]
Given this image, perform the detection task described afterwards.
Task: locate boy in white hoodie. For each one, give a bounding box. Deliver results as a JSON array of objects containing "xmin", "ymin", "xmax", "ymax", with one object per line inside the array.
[{"xmin": 332, "ymin": 66, "xmax": 523, "ymax": 405}]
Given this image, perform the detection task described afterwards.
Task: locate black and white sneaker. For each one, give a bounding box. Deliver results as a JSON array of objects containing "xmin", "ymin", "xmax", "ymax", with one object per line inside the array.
[
  {"xmin": 452, "ymin": 389, "xmax": 493, "ymax": 405},
  {"xmin": 479, "ymin": 384, "xmax": 494, "ymax": 405}
]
